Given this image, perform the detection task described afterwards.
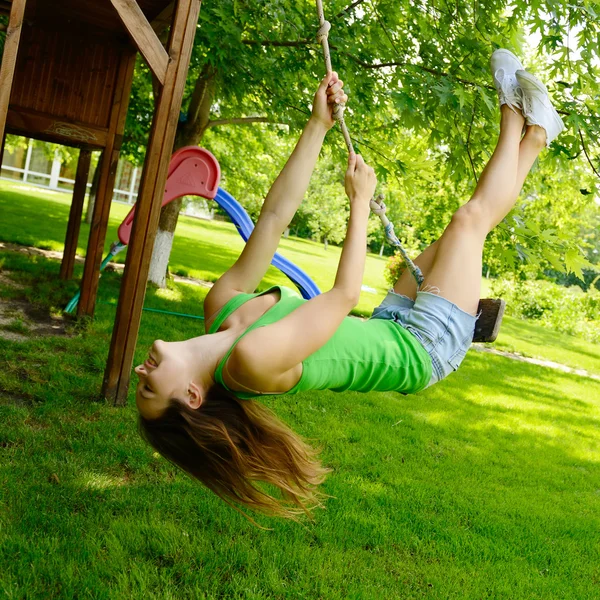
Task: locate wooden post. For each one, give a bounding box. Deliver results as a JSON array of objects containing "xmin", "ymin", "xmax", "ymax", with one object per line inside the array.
[
  {"xmin": 103, "ymin": 0, "xmax": 201, "ymax": 405},
  {"xmin": 0, "ymin": 133, "xmax": 6, "ymax": 167},
  {"xmin": 60, "ymin": 149, "xmax": 92, "ymax": 280},
  {"xmin": 0, "ymin": 0, "xmax": 27, "ymax": 143},
  {"xmin": 77, "ymin": 51, "xmax": 136, "ymax": 317}
]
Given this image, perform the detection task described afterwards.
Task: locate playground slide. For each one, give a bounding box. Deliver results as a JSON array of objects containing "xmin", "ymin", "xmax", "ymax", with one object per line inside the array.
[
  {"xmin": 213, "ymin": 187, "xmax": 321, "ymax": 300},
  {"xmin": 119, "ymin": 147, "xmax": 320, "ymax": 299},
  {"xmin": 66, "ymin": 147, "xmax": 320, "ymax": 313}
]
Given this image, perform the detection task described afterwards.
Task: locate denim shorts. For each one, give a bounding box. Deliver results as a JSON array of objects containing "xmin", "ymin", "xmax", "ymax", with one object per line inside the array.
[{"xmin": 370, "ymin": 290, "xmax": 478, "ymax": 387}]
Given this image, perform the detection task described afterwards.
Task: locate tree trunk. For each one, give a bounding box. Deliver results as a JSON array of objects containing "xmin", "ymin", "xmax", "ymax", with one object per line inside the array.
[
  {"xmin": 323, "ymin": 237, "xmax": 328, "ymax": 250},
  {"xmin": 147, "ymin": 66, "xmax": 216, "ymax": 287},
  {"xmin": 147, "ymin": 208, "xmax": 180, "ymax": 287},
  {"xmin": 85, "ymin": 159, "xmax": 101, "ymax": 225}
]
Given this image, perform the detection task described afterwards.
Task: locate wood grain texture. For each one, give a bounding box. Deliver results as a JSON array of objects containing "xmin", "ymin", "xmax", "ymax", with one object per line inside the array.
[
  {"xmin": 60, "ymin": 150, "xmax": 92, "ymax": 280},
  {"xmin": 110, "ymin": 0, "xmax": 169, "ymax": 84},
  {"xmin": 77, "ymin": 50, "xmax": 137, "ymax": 318},
  {"xmin": 10, "ymin": 25, "xmax": 125, "ymax": 130},
  {"xmin": 7, "ymin": 108, "xmax": 109, "ymax": 149},
  {"xmin": 103, "ymin": 0, "xmax": 202, "ymax": 405},
  {"xmin": 0, "ymin": 0, "xmax": 27, "ymax": 142}
]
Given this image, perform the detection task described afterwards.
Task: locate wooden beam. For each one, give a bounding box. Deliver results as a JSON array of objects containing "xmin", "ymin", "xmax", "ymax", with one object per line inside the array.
[
  {"xmin": 103, "ymin": 0, "xmax": 201, "ymax": 405},
  {"xmin": 151, "ymin": 3, "xmax": 175, "ymax": 34},
  {"xmin": 60, "ymin": 150, "xmax": 92, "ymax": 280},
  {"xmin": 7, "ymin": 107, "xmax": 109, "ymax": 149},
  {"xmin": 0, "ymin": 133, "xmax": 6, "ymax": 166},
  {"xmin": 109, "ymin": 0, "xmax": 169, "ymax": 85},
  {"xmin": 77, "ymin": 50, "xmax": 137, "ymax": 318},
  {"xmin": 0, "ymin": 0, "xmax": 27, "ymax": 143}
]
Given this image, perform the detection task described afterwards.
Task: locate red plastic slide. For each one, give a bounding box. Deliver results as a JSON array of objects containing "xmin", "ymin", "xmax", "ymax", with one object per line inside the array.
[{"xmin": 117, "ymin": 147, "xmax": 221, "ymax": 246}]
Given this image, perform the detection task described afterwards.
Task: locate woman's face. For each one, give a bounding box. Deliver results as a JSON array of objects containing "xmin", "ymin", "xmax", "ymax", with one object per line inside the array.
[{"xmin": 135, "ymin": 340, "xmax": 188, "ymax": 419}]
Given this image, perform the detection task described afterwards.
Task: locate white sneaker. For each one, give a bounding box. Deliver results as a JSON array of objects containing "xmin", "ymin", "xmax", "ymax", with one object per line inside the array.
[
  {"xmin": 490, "ymin": 49, "xmax": 524, "ymax": 113},
  {"xmin": 515, "ymin": 70, "xmax": 565, "ymax": 147}
]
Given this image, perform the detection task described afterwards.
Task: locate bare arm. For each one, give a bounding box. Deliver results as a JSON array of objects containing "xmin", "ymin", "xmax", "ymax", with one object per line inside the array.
[
  {"xmin": 204, "ymin": 73, "xmax": 348, "ymax": 322},
  {"xmin": 232, "ymin": 155, "xmax": 377, "ymax": 388},
  {"xmin": 331, "ymin": 154, "xmax": 374, "ymax": 304}
]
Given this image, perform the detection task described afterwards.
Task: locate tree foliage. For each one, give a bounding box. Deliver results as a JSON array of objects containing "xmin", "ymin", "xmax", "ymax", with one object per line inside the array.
[{"xmin": 121, "ymin": 0, "xmax": 600, "ymax": 283}]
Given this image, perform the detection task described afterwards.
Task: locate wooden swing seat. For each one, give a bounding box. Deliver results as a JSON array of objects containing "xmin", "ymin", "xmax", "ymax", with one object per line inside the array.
[{"xmin": 473, "ymin": 298, "xmax": 506, "ymax": 343}]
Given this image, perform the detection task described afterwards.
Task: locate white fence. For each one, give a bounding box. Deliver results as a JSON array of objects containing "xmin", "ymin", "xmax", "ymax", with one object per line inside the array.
[
  {"xmin": 1, "ymin": 139, "xmax": 140, "ymax": 203},
  {"xmin": 1, "ymin": 138, "xmax": 214, "ymax": 219}
]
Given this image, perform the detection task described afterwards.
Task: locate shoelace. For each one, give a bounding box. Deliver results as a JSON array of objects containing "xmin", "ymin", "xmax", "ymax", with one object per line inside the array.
[
  {"xmin": 522, "ymin": 93, "xmax": 532, "ymax": 118},
  {"xmin": 496, "ymin": 69, "xmax": 522, "ymax": 112}
]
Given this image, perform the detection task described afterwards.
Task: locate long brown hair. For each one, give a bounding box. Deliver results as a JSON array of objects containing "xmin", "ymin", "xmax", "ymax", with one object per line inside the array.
[{"xmin": 138, "ymin": 384, "xmax": 330, "ymax": 519}]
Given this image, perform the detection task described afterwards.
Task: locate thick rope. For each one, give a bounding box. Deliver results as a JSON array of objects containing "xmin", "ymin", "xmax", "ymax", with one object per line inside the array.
[
  {"xmin": 370, "ymin": 195, "xmax": 424, "ymax": 286},
  {"xmin": 314, "ymin": 0, "xmax": 424, "ymax": 288},
  {"xmin": 315, "ymin": 0, "xmax": 353, "ymax": 153}
]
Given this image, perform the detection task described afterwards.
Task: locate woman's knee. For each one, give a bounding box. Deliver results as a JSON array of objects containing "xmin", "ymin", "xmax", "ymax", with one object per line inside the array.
[{"xmin": 448, "ymin": 201, "xmax": 488, "ymax": 236}]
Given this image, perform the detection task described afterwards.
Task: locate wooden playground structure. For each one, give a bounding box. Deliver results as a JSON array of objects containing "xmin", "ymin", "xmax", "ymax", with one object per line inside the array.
[{"xmin": 0, "ymin": 0, "xmax": 201, "ymax": 404}]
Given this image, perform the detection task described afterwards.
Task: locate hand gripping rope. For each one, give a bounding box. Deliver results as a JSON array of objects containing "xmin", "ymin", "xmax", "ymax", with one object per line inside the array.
[{"xmin": 314, "ymin": 0, "xmax": 425, "ymax": 288}]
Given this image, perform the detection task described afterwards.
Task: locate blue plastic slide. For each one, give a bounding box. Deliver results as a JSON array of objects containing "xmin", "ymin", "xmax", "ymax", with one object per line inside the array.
[
  {"xmin": 214, "ymin": 187, "xmax": 321, "ymax": 300},
  {"xmin": 65, "ymin": 187, "xmax": 320, "ymax": 314}
]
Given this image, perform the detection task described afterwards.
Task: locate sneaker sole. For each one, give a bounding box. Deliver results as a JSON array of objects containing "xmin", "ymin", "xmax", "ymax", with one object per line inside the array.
[{"xmin": 490, "ymin": 49, "xmax": 525, "ymax": 71}]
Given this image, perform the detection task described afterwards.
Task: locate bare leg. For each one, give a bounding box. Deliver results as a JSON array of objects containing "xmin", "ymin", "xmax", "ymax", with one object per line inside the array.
[{"xmin": 393, "ymin": 107, "xmax": 545, "ymax": 310}]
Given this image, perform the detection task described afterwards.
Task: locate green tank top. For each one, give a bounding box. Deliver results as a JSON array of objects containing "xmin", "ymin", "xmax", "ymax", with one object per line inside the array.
[{"xmin": 209, "ymin": 286, "xmax": 432, "ymax": 398}]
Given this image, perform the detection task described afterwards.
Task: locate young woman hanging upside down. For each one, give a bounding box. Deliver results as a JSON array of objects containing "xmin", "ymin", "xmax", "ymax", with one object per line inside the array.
[{"xmin": 136, "ymin": 51, "xmax": 564, "ymax": 518}]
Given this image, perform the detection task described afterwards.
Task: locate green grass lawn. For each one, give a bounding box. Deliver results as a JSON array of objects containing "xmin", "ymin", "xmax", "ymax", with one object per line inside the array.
[
  {"xmin": 491, "ymin": 315, "xmax": 600, "ymax": 377},
  {"xmin": 0, "ymin": 180, "xmax": 391, "ymax": 315},
  {"xmin": 1, "ymin": 181, "xmax": 600, "ymax": 598},
  {"xmin": 0, "ymin": 179, "xmax": 594, "ymax": 374}
]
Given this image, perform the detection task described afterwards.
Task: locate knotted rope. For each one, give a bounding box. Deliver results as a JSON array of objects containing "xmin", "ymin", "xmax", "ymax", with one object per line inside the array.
[{"xmin": 314, "ymin": 0, "xmax": 424, "ymax": 288}]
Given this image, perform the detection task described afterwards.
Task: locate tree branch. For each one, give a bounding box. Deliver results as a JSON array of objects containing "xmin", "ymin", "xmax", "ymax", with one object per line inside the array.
[
  {"xmin": 240, "ymin": 37, "xmax": 495, "ymax": 92},
  {"xmin": 242, "ymin": 39, "xmax": 310, "ymax": 47},
  {"xmin": 372, "ymin": 7, "xmax": 401, "ymax": 58},
  {"xmin": 207, "ymin": 117, "xmax": 283, "ymax": 128},
  {"xmin": 176, "ymin": 65, "xmax": 217, "ymax": 148},
  {"xmin": 347, "ymin": 133, "xmax": 395, "ymax": 165},
  {"xmin": 466, "ymin": 100, "xmax": 479, "ymax": 183},
  {"xmin": 578, "ymin": 127, "xmax": 600, "ymax": 178},
  {"xmin": 336, "ymin": 48, "xmax": 494, "ymax": 90},
  {"xmin": 241, "ymin": 0, "xmax": 367, "ymax": 47},
  {"xmin": 335, "ymin": 0, "xmax": 369, "ymax": 19}
]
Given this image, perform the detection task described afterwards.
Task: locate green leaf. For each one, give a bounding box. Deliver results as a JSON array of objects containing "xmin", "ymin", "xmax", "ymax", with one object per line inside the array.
[
  {"xmin": 433, "ymin": 81, "xmax": 454, "ymax": 106},
  {"xmin": 542, "ymin": 248, "xmax": 564, "ymax": 272},
  {"xmin": 454, "ymin": 86, "xmax": 469, "ymax": 111},
  {"xmin": 565, "ymin": 248, "xmax": 594, "ymax": 280},
  {"xmin": 477, "ymin": 86, "xmax": 496, "ymax": 113}
]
